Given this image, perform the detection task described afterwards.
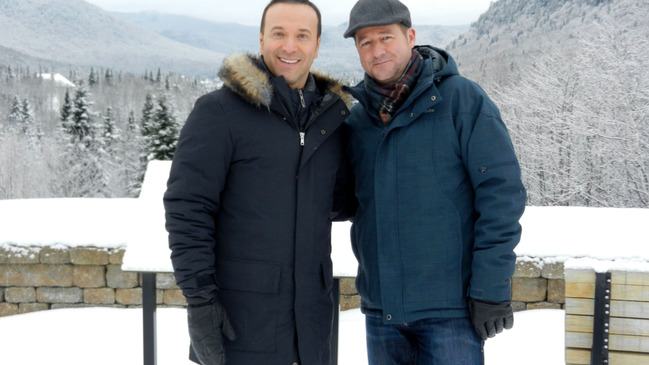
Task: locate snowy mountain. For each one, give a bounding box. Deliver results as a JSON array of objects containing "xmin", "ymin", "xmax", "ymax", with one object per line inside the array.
[
  {"xmin": 0, "ymin": 0, "xmax": 226, "ymax": 76},
  {"xmin": 446, "ymin": 0, "xmax": 649, "ymax": 208},
  {"xmin": 0, "ymin": 0, "xmax": 467, "ymax": 79},
  {"xmin": 112, "ymin": 12, "xmax": 261, "ymax": 56},
  {"xmin": 446, "ymin": 0, "xmax": 647, "ymax": 83}
]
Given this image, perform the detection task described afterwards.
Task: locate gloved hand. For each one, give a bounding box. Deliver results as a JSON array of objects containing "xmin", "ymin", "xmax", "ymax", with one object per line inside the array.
[
  {"xmin": 186, "ymin": 292, "xmax": 237, "ymax": 365},
  {"xmin": 468, "ymin": 297, "xmax": 514, "ymax": 341}
]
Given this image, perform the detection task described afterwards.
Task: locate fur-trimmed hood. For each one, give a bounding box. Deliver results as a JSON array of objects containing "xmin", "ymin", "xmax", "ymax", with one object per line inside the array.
[{"xmin": 218, "ymin": 53, "xmax": 353, "ymax": 109}]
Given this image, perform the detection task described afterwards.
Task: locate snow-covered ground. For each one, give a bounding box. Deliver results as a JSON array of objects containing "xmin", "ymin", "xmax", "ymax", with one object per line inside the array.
[{"xmin": 0, "ymin": 306, "xmax": 564, "ymax": 365}]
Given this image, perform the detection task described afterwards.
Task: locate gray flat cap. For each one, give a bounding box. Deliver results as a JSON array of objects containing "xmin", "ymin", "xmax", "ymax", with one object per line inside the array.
[{"xmin": 344, "ymin": 0, "xmax": 412, "ymax": 38}]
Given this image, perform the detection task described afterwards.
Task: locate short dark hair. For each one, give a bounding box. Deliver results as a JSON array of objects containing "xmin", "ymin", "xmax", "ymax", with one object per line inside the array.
[{"xmin": 260, "ymin": 0, "xmax": 322, "ymax": 37}]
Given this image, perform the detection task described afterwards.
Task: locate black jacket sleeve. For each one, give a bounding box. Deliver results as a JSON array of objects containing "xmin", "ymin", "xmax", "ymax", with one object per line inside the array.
[{"xmin": 164, "ymin": 93, "xmax": 232, "ymax": 296}]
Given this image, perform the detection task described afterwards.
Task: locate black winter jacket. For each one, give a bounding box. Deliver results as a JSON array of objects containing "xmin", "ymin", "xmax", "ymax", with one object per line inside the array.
[{"xmin": 164, "ymin": 54, "xmax": 354, "ymax": 365}]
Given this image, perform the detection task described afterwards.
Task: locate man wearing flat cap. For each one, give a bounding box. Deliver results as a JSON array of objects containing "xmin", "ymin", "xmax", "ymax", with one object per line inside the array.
[{"xmin": 342, "ymin": 0, "xmax": 527, "ymax": 363}]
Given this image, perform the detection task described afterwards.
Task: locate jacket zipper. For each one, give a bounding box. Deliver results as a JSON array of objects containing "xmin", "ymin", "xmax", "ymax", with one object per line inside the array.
[
  {"xmin": 279, "ymin": 89, "xmax": 339, "ymax": 147},
  {"xmin": 298, "ymin": 89, "xmax": 306, "ymax": 108},
  {"xmin": 298, "ymin": 89, "xmax": 306, "ymax": 146}
]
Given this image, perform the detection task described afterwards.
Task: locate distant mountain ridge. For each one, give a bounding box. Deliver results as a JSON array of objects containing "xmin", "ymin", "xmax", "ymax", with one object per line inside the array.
[
  {"xmin": 0, "ymin": 0, "xmax": 468, "ymax": 79},
  {"xmin": 112, "ymin": 11, "xmax": 468, "ymax": 79},
  {"xmin": 112, "ymin": 11, "xmax": 260, "ymax": 56},
  {"xmin": 0, "ymin": 0, "xmax": 226, "ymax": 76}
]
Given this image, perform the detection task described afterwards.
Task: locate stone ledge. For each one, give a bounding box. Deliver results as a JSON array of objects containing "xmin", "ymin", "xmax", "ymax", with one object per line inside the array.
[
  {"xmin": 0, "ymin": 246, "xmax": 569, "ymax": 317},
  {"xmin": 70, "ymin": 248, "xmax": 110, "ymax": 266},
  {"xmin": 0, "ymin": 246, "xmax": 40, "ymax": 264}
]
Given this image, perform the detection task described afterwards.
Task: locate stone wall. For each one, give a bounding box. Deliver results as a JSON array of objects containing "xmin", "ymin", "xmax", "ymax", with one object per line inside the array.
[
  {"xmin": 339, "ymin": 256, "xmax": 565, "ymax": 312},
  {"xmin": 0, "ymin": 245, "xmax": 185, "ymax": 317},
  {"xmin": 0, "ymin": 246, "xmax": 565, "ymax": 317}
]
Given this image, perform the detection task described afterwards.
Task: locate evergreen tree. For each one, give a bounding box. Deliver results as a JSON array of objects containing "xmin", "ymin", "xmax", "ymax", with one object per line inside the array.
[
  {"xmin": 104, "ymin": 68, "xmax": 114, "ymax": 86},
  {"xmin": 140, "ymin": 93, "xmax": 156, "ymax": 140},
  {"xmin": 145, "ymin": 95, "xmax": 178, "ymax": 161},
  {"xmin": 125, "ymin": 110, "xmax": 144, "ymax": 197},
  {"xmin": 7, "ymin": 66, "xmax": 15, "ymax": 81},
  {"xmin": 7, "ymin": 96, "xmax": 22, "ymax": 131},
  {"xmin": 102, "ymin": 106, "xmax": 121, "ymax": 151},
  {"xmin": 127, "ymin": 110, "xmax": 139, "ymax": 136},
  {"xmin": 133, "ymin": 94, "xmax": 157, "ymax": 195},
  {"xmin": 66, "ymin": 86, "xmax": 94, "ymax": 149},
  {"xmin": 59, "ymin": 83, "xmax": 108, "ymax": 197},
  {"xmin": 88, "ymin": 67, "xmax": 99, "ymax": 87},
  {"xmin": 60, "ymin": 89, "xmax": 73, "ymax": 128},
  {"xmin": 21, "ymin": 98, "xmax": 39, "ymax": 146}
]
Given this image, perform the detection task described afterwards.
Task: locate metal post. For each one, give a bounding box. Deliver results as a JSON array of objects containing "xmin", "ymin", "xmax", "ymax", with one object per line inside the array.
[
  {"xmin": 332, "ymin": 278, "xmax": 340, "ymax": 365},
  {"xmin": 142, "ymin": 272, "xmax": 157, "ymax": 365},
  {"xmin": 590, "ymin": 272, "xmax": 611, "ymax": 365}
]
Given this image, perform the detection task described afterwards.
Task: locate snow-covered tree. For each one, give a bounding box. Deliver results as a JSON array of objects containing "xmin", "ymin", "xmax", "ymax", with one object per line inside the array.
[
  {"xmin": 123, "ymin": 110, "xmax": 144, "ymax": 196},
  {"xmin": 88, "ymin": 67, "xmax": 99, "ymax": 87},
  {"xmin": 104, "ymin": 68, "xmax": 114, "ymax": 86},
  {"xmin": 101, "ymin": 106, "xmax": 121, "ymax": 150},
  {"xmin": 145, "ymin": 95, "xmax": 178, "ymax": 161},
  {"xmin": 60, "ymin": 89, "xmax": 73, "ymax": 127},
  {"xmin": 21, "ymin": 98, "xmax": 39, "ymax": 147},
  {"xmin": 492, "ymin": 6, "xmax": 649, "ymax": 208},
  {"xmin": 7, "ymin": 96, "xmax": 22, "ymax": 133},
  {"xmin": 65, "ymin": 86, "xmax": 94, "ymax": 148},
  {"xmin": 140, "ymin": 93, "xmax": 155, "ymax": 139},
  {"xmin": 57, "ymin": 83, "xmax": 109, "ymax": 197}
]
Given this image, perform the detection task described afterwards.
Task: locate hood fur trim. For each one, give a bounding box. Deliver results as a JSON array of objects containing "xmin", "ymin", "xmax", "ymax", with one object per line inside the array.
[
  {"xmin": 218, "ymin": 53, "xmax": 352, "ymax": 109},
  {"xmin": 219, "ymin": 54, "xmax": 273, "ymax": 108}
]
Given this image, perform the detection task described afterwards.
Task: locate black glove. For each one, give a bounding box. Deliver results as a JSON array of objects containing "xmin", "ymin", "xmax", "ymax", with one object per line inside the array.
[
  {"xmin": 186, "ymin": 292, "xmax": 237, "ymax": 365},
  {"xmin": 468, "ymin": 298, "xmax": 514, "ymax": 341}
]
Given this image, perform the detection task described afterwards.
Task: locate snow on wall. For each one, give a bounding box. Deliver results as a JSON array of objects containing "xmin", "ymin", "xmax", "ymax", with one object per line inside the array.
[{"xmin": 1, "ymin": 161, "xmax": 648, "ymax": 273}]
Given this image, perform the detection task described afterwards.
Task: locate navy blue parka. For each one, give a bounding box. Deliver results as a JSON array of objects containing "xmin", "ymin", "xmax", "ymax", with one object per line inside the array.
[{"xmin": 345, "ymin": 46, "xmax": 526, "ymax": 324}]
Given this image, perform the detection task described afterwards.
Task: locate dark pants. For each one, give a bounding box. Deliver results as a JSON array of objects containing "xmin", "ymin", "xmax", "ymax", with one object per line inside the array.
[{"xmin": 365, "ymin": 316, "xmax": 484, "ymax": 365}]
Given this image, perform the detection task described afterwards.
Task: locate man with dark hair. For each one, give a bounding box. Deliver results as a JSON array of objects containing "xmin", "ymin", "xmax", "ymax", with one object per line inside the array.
[
  {"xmin": 342, "ymin": 0, "xmax": 527, "ymax": 364},
  {"xmin": 164, "ymin": 1, "xmax": 354, "ymax": 364}
]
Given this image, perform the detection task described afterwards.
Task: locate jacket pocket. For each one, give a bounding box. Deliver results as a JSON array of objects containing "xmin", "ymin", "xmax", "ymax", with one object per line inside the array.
[{"xmin": 215, "ymin": 258, "xmax": 282, "ymax": 353}]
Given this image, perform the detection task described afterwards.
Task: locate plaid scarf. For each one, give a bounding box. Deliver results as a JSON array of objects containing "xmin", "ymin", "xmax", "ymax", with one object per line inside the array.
[{"xmin": 367, "ymin": 49, "xmax": 424, "ymax": 125}]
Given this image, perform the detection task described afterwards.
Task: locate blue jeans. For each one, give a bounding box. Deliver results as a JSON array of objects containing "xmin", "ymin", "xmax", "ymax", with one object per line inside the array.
[{"xmin": 365, "ymin": 315, "xmax": 484, "ymax": 365}]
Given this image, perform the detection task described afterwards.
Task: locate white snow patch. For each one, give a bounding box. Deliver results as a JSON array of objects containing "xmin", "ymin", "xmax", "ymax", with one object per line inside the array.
[{"xmin": 39, "ymin": 73, "xmax": 76, "ymax": 87}]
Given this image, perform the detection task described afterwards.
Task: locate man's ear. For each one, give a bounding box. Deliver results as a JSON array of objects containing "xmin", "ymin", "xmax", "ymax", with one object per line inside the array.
[
  {"xmin": 408, "ymin": 28, "xmax": 416, "ymax": 49},
  {"xmin": 408, "ymin": 28, "xmax": 416, "ymax": 48},
  {"xmin": 314, "ymin": 36, "xmax": 322, "ymax": 59}
]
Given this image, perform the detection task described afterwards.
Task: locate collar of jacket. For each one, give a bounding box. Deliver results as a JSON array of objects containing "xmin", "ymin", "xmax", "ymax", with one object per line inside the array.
[
  {"xmin": 218, "ymin": 53, "xmax": 353, "ymax": 109},
  {"xmin": 345, "ymin": 45, "xmax": 456, "ymax": 124}
]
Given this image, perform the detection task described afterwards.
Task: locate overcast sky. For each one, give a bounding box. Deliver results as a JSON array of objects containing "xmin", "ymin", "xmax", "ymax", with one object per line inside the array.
[{"xmin": 84, "ymin": 0, "xmax": 494, "ymax": 26}]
